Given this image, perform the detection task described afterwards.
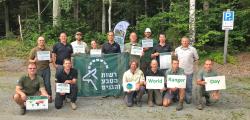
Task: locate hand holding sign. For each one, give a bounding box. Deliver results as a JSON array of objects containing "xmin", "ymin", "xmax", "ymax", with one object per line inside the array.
[
  {"xmin": 56, "ymin": 83, "xmax": 70, "ymax": 93},
  {"xmin": 205, "ymin": 76, "xmax": 226, "ymax": 91},
  {"xmin": 37, "ymin": 51, "xmax": 50, "ymax": 61},
  {"xmin": 26, "ymin": 96, "xmax": 48, "ymax": 110},
  {"xmin": 167, "ymin": 75, "xmax": 186, "ymax": 88},
  {"xmin": 123, "ymin": 82, "xmax": 136, "ymax": 92},
  {"xmin": 146, "ymin": 76, "xmax": 164, "ymax": 89}
]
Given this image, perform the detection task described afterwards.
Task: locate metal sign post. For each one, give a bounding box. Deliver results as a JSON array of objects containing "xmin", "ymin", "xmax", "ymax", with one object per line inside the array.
[{"xmin": 222, "ymin": 9, "xmax": 234, "ymax": 64}]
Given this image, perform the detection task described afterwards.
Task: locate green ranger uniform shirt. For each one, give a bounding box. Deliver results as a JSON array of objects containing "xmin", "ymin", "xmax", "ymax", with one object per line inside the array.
[
  {"xmin": 165, "ymin": 67, "xmax": 185, "ymax": 83},
  {"xmin": 197, "ymin": 68, "xmax": 218, "ymax": 81},
  {"xmin": 17, "ymin": 74, "xmax": 45, "ymax": 96},
  {"xmin": 124, "ymin": 42, "xmax": 141, "ymax": 64},
  {"xmin": 29, "ymin": 46, "xmax": 51, "ymax": 71},
  {"xmin": 139, "ymin": 38, "xmax": 157, "ymax": 63}
]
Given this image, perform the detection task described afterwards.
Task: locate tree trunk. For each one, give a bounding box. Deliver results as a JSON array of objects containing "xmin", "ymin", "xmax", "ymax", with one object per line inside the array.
[
  {"xmin": 161, "ymin": 0, "xmax": 164, "ymax": 12},
  {"xmin": 102, "ymin": 0, "xmax": 106, "ymax": 33},
  {"xmin": 144, "ymin": 0, "xmax": 148, "ymax": 17},
  {"xmin": 189, "ymin": 0, "xmax": 196, "ymax": 44},
  {"xmin": 203, "ymin": 0, "xmax": 209, "ymax": 15},
  {"xmin": 73, "ymin": 0, "xmax": 79, "ymax": 21},
  {"xmin": 53, "ymin": 0, "xmax": 61, "ymax": 27},
  {"xmin": 108, "ymin": 0, "xmax": 112, "ymax": 31},
  {"xmin": 37, "ymin": 0, "xmax": 41, "ymax": 33},
  {"xmin": 4, "ymin": 1, "xmax": 10, "ymax": 37}
]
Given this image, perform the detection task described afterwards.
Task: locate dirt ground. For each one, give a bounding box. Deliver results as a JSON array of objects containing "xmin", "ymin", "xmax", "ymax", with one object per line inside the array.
[{"xmin": 0, "ymin": 53, "xmax": 250, "ymax": 120}]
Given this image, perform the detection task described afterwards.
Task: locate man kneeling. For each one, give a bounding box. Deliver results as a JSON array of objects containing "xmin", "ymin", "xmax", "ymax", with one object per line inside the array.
[
  {"xmin": 163, "ymin": 59, "xmax": 185, "ymax": 111},
  {"xmin": 13, "ymin": 63, "xmax": 49, "ymax": 115},
  {"xmin": 55, "ymin": 59, "xmax": 78, "ymax": 110},
  {"xmin": 196, "ymin": 59, "xmax": 220, "ymax": 110},
  {"xmin": 123, "ymin": 60, "xmax": 145, "ymax": 107}
]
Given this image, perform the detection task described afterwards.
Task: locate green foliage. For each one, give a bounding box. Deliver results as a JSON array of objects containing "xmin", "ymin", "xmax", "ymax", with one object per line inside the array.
[
  {"xmin": 61, "ymin": 0, "xmax": 73, "ymax": 12},
  {"xmin": 0, "ymin": 39, "xmax": 28, "ymax": 58},
  {"xmin": 199, "ymin": 51, "xmax": 237, "ymax": 65}
]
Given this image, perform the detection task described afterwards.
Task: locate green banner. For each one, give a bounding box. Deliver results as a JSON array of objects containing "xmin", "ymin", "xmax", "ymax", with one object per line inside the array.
[{"xmin": 73, "ymin": 53, "xmax": 130, "ymax": 96}]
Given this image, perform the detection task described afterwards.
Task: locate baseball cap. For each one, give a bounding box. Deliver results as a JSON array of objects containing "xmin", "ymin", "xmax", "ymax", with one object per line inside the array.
[{"xmin": 145, "ymin": 28, "xmax": 151, "ymax": 33}]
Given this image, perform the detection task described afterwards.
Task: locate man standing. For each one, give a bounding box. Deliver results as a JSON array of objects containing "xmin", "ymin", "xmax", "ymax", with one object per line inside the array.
[
  {"xmin": 163, "ymin": 59, "xmax": 185, "ymax": 111},
  {"xmin": 123, "ymin": 60, "xmax": 145, "ymax": 107},
  {"xmin": 151, "ymin": 34, "xmax": 172, "ymax": 69},
  {"xmin": 13, "ymin": 63, "xmax": 49, "ymax": 115},
  {"xmin": 55, "ymin": 59, "xmax": 78, "ymax": 110},
  {"xmin": 124, "ymin": 32, "xmax": 141, "ymax": 64},
  {"xmin": 139, "ymin": 28, "xmax": 157, "ymax": 74},
  {"xmin": 175, "ymin": 36, "xmax": 199, "ymax": 104},
  {"xmin": 196, "ymin": 59, "xmax": 220, "ymax": 110},
  {"xmin": 52, "ymin": 32, "xmax": 73, "ymax": 78},
  {"xmin": 29, "ymin": 36, "xmax": 52, "ymax": 103},
  {"xmin": 145, "ymin": 59, "xmax": 164, "ymax": 107},
  {"xmin": 71, "ymin": 31, "xmax": 89, "ymax": 54},
  {"xmin": 102, "ymin": 31, "xmax": 121, "ymax": 54}
]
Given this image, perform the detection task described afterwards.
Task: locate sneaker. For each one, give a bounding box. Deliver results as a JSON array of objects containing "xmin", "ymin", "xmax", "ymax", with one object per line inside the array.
[
  {"xmin": 19, "ymin": 107, "xmax": 26, "ymax": 115},
  {"xmin": 71, "ymin": 102, "xmax": 77, "ymax": 110},
  {"xmin": 197, "ymin": 104, "xmax": 203, "ymax": 110},
  {"xmin": 176, "ymin": 102, "xmax": 183, "ymax": 111}
]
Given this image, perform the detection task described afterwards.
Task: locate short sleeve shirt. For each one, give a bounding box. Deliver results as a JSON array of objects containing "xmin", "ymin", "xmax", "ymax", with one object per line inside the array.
[
  {"xmin": 56, "ymin": 68, "xmax": 78, "ymax": 83},
  {"xmin": 29, "ymin": 46, "xmax": 51, "ymax": 70},
  {"xmin": 122, "ymin": 68, "xmax": 145, "ymax": 85},
  {"xmin": 175, "ymin": 46, "xmax": 199, "ymax": 74},
  {"xmin": 145, "ymin": 69, "xmax": 165, "ymax": 79},
  {"xmin": 17, "ymin": 75, "xmax": 45, "ymax": 96},
  {"xmin": 152, "ymin": 43, "xmax": 172, "ymax": 66},
  {"xmin": 102, "ymin": 42, "xmax": 121, "ymax": 54},
  {"xmin": 139, "ymin": 38, "xmax": 157, "ymax": 63},
  {"xmin": 52, "ymin": 42, "xmax": 73, "ymax": 65},
  {"xmin": 71, "ymin": 41, "xmax": 89, "ymax": 54},
  {"xmin": 197, "ymin": 69, "xmax": 218, "ymax": 81}
]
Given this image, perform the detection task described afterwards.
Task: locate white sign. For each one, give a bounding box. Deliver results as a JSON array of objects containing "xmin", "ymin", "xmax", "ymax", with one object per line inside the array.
[
  {"xmin": 142, "ymin": 39, "xmax": 153, "ymax": 48},
  {"xmin": 123, "ymin": 82, "xmax": 136, "ymax": 92},
  {"xmin": 160, "ymin": 53, "xmax": 171, "ymax": 69},
  {"xmin": 222, "ymin": 11, "xmax": 234, "ymax": 30},
  {"xmin": 167, "ymin": 75, "xmax": 186, "ymax": 88},
  {"xmin": 73, "ymin": 46, "xmax": 85, "ymax": 54},
  {"xmin": 26, "ymin": 96, "xmax": 48, "ymax": 110},
  {"xmin": 37, "ymin": 51, "xmax": 50, "ymax": 61},
  {"xmin": 146, "ymin": 76, "xmax": 164, "ymax": 89},
  {"xmin": 90, "ymin": 49, "xmax": 102, "ymax": 57},
  {"xmin": 130, "ymin": 46, "xmax": 143, "ymax": 56},
  {"xmin": 205, "ymin": 76, "xmax": 226, "ymax": 91},
  {"xmin": 56, "ymin": 83, "xmax": 70, "ymax": 93}
]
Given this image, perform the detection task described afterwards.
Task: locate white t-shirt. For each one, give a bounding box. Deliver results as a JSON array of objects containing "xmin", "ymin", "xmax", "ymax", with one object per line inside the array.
[
  {"xmin": 175, "ymin": 46, "xmax": 199, "ymax": 74},
  {"xmin": 71, "ymin": 41, "xmax": 89, "ymax": 54}
]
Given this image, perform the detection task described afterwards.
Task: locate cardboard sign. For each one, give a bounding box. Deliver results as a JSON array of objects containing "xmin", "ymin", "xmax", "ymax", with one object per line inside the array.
[
  {"xmin": 146, "ymin": 76, "xmax": 164, "ymax": 89},
  {"xmin": 142, "ymin": 39, "xmax": 153, "ymax": 48},
  {"xmin": 26, "ymin": 96, "xmax": 48, "ymax": 110},
  {"xmin": 90, "ymin": 49, "xmax": 102, "ymax": 57},
  {"xmin": 37, "ymin": 51, "xmax": 50, "ymax": 61},
  {"xmin": 123, "ymin": 82, "xmax": 136, "ymax": 92},
  {"xmin": 73, "ymin": 46, "xmax": 85, "ymax": 54},
  {"xmin": 56, "ymin": 83, "xmax": 70, "ymax": 93},
  {"xmin": 130, "ymin": 46, "xmax": 143, "ymax": 56},
  {"xmin": 159, "ymin": 53, "xmax": 171, "ymax": 69},
  {"xmin": 205, "ymin": 76, "xmax": 226, "ymax": 91},
  {"xmin": 167, "ymin": 75, "xmax": 186, "ymax": 88}
]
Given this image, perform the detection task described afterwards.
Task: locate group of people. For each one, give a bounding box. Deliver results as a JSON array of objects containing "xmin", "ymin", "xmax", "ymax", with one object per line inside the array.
[{"xmin": 13, "ymin": 28, "xmax": 221, "ymax": 115}]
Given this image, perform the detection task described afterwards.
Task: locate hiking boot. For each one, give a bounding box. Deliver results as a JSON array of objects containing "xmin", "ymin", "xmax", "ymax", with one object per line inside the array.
[
  {"xmin": 197, "ymin": 104, "xmax": 203, "ymax": 110},
  {"xmin": 71, "ymin": 102, "xmax": 77, "ymax": 110},
  {"xmin": 176, "ymin": 102, "xmax": 183, "ymax": 111},
  {"xmin": 19, "ymin": 107, "xmax": 26, "ymax": 115},
  {"xmin": 205, "ymin": 99, "xmax": 211, "ymax": 106},
  {"xmin": 137, "ymin": 101, "xmax": 142, "ymax": 107}
]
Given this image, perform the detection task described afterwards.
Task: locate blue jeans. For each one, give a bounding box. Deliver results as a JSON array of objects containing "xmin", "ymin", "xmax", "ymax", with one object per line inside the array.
[
  {"xmin": 185, "ymin": 74, "xmax": 193, "ymax": 103},
  {"xmin": 37, "ymin": 67, "xmax": 52, "ymax": 96}
]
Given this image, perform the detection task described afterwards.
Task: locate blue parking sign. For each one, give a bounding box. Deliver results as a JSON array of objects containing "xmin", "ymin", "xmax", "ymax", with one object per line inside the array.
[
  {"xmin": 223, "ymin": 11, "xmax": 234, "ymax": 21},
  {"xmin": 222, "ymin": 11, "xmax": 234, "ymax": 30}
]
